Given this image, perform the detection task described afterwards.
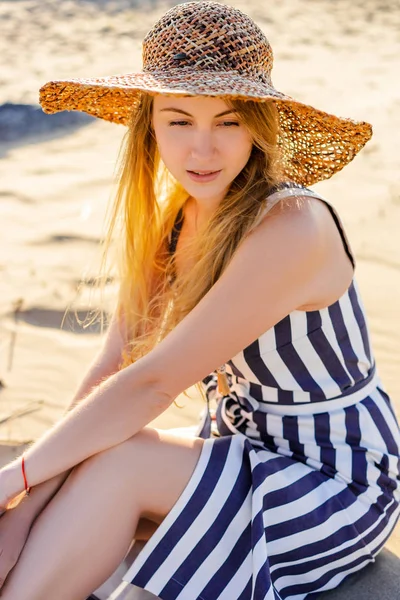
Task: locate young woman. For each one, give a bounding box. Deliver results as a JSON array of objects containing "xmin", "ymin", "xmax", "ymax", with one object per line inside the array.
[{"xmin": 0, "ymin": 2, "xmax": 399, "ymax": 599}]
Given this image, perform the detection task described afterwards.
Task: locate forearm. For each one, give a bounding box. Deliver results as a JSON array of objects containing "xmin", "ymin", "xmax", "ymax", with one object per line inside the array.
[
  {"xmin": 5, "ymin": 359, "xmax": 168, "ymax": 496},
  {"xmin": 9, "ymin": 363, "xmax": 116, "ymax": 517}
]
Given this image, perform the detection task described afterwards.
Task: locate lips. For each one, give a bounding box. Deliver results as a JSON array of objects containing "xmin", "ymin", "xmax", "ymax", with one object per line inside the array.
[
  {"xmin": 186, "ymin": 169, "xmax": 222, "ymax": 183},
  {"xmin": 189, "ymin": 170, "xmax": 217, "ymax": 175}
]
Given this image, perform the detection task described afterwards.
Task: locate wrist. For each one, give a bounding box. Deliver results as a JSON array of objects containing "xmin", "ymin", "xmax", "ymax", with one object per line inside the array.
[{"xmin": 1, "ymin": 458, "xmax": 26, "ymax": 507}]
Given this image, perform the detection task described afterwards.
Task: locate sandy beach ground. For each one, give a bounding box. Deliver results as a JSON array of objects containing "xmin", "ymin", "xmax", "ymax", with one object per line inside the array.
[{"xmin": 0, "ymin": 0, "xmax": 399, "ymax": 578}]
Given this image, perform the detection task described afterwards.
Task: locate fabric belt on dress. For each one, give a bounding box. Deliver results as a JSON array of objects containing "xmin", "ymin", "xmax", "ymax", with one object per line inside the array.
[{"xmin": 197, "ymin": 364, "xmax": 380, "ymax": 438}]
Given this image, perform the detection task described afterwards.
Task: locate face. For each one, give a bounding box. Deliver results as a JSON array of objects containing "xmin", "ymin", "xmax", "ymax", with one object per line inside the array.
[{"xmin": 152, "ymin": 95, "xmax": 253, "ymax": 212}]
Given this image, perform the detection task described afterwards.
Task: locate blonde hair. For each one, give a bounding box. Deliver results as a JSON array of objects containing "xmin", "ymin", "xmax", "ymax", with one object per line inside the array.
[{"xmin": 99, "ymin": 93, "xmax": 284, "ymax": 403}]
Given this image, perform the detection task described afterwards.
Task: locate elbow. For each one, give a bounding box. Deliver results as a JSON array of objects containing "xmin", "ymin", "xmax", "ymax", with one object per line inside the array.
[
  {"xmin": 145, "ymin": 366, "xmax": 174, "ymax": 409},
  {"xmin": 123, "ymin": 358, "xmax": 174, "ymax": 410}
]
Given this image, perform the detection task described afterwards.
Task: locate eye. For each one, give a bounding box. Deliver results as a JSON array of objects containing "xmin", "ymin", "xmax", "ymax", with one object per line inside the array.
[
  {"xmin": 219, "ymin": 121, "xmax": 240, "ymax": 127},
  {"xmin": 169, "ymin": 120, "xmax": 191, "ymax": 126}
]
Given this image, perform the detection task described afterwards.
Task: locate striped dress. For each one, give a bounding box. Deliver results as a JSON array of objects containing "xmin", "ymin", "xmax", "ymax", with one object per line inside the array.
[{"xmin": 122, "ymin": 182, "xmax": 400, "ymax": 599}]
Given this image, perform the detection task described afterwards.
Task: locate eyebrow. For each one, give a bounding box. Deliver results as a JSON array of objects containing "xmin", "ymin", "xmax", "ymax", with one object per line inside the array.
[{"xmin": 159, "ymin": 108, "xmax": 237, "ymax": 118}]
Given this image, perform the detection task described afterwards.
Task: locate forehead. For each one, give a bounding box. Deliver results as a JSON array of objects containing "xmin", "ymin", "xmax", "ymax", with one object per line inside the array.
[{"xmin": 152, "ymin": 94, "xmax": 233, "ymax": 115}]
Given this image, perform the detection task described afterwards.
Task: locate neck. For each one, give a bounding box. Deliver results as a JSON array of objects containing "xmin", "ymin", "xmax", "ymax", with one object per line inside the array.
[{"xmin": 185, "ymin": 196, "xmax": 219, "ymax": 230}]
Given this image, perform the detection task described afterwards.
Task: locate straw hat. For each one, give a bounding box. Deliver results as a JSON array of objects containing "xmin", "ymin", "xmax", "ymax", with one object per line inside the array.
[{"xmin": 39, "ymin": 1, "xmax": 372, "ymax": 186}]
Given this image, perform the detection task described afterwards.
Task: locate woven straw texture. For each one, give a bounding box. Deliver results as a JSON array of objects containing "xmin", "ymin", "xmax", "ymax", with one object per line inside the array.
[{"xmin": 39, "ymin": 1, "xmax": 373, "ymax": 186}]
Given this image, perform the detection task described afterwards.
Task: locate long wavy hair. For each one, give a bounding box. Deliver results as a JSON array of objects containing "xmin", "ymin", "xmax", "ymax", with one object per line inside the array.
[{"xmin": 98, "ymin": 92, "xmax": 284, "ymax": 403}]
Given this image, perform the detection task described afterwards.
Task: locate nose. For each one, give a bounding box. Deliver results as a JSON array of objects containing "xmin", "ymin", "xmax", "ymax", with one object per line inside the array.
[{"xmin": 190, "ymin": 130, "xmax": 216, "ymax": 161}]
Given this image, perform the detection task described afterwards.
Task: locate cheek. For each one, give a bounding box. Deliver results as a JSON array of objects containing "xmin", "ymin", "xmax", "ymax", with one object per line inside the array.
[
  {"xmin": 222, "ymin": 132, "xmax": 253, "ymax": 167},
  {"xmin": 154, "ymin": 127, "xmax": 175, "ymax": 152},
  {"xmin": 154, "ymin": 128, "xmax": 185, "ymax": 167}
]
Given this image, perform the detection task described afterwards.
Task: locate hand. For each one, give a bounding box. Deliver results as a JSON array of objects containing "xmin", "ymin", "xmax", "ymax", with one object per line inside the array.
[{"xmin": 0, "ymin": 508, "xmax": 33, "ymax": 591}]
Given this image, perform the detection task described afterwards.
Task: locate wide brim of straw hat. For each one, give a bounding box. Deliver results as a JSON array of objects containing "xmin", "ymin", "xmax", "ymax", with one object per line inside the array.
[{"xmin": 39, "ymin": 68, "xmax": 373, "ymax": 186}]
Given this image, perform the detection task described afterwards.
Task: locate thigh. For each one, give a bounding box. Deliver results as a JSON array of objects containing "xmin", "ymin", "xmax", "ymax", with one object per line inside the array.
[{"xmin": 117, "ymin": 426, "xmax": 204, "ymax": 523}]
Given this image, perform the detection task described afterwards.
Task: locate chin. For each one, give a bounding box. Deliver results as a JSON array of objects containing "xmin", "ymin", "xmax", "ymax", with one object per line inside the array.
[{"xmin": 184, "ymin": 178, "xmax": 231, "ymax": 198}]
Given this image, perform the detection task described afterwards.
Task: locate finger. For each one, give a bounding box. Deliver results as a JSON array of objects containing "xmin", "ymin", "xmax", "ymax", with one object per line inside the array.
[{"xmin": 6, "ymin": 491, "xmax": 26, "ymax": 510}]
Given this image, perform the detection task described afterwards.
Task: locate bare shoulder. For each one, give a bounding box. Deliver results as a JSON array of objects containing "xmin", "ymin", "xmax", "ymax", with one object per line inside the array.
[
  {"xmin": 257, "ymin": 192, "xmax": 329, "ymax": 231},
  {"xmin": 254, "ymin": 193, "xmax": 322, "ymax": 236},
  {"xmin": 246, "ymin": 194, "xmax": 327, "ymax": 276},
  {"xmin": 255, "ymin": 193, "xmax": 354, "ymax": 310}
]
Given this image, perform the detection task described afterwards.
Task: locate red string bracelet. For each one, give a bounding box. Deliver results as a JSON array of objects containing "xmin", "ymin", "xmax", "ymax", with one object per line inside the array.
[{"xmin": 21, "ymin": 454, "xmax": 31, "ymax": 496}]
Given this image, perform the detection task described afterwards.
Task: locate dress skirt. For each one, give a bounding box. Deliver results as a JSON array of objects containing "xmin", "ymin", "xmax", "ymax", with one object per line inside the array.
[{"xmin": 122, "ymin": 383, "xmax": 400, "ymax": 600}]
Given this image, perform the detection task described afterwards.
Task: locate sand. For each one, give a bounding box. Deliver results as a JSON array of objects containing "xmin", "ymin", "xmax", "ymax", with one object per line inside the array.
[{"xmin": 0, "ymin": 0, "xmax": 399, "ymax": 597}]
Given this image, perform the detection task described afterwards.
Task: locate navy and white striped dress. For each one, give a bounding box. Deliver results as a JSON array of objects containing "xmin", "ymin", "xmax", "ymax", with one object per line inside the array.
[{"xmin": 122, "ymin": 182, "xmax": 400, "ymax": 599}]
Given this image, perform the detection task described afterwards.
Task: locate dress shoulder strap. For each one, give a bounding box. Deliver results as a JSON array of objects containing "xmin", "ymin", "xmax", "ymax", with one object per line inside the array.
[
  {"xmin": 317, "ymin": 196, "xmax": 356, "ymax": 269},
  {"xmin": 167, "ymin": 207, "xmax": 184, "ymax": 255},
  {"xmin": 251, "ymin": 182, "xmax": 356, "ymax": 269}
]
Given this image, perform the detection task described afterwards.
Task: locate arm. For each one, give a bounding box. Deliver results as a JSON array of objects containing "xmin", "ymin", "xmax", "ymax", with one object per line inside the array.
[
  {"xmin": 8, "ymin": 307, "xmax": 127, "ymax": 518},
  {"xmin": 1, "ymin": 199, "xmax": 327, "ymax": 501}
]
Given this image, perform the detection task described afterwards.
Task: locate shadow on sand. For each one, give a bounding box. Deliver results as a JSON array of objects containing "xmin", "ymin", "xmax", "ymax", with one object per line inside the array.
[
  {"xmin": 8, "ymin": 305, "xmax": 106, "ymax": 334},
  {"xmin": 0, "ymin": 102, "xmax": 96, "ymax": 158}
]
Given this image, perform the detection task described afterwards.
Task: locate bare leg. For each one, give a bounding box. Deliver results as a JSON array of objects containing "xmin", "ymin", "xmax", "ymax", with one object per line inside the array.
[{"xmin": 1, "ymin": 427, "xmax": 204, "ymax": 600}]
